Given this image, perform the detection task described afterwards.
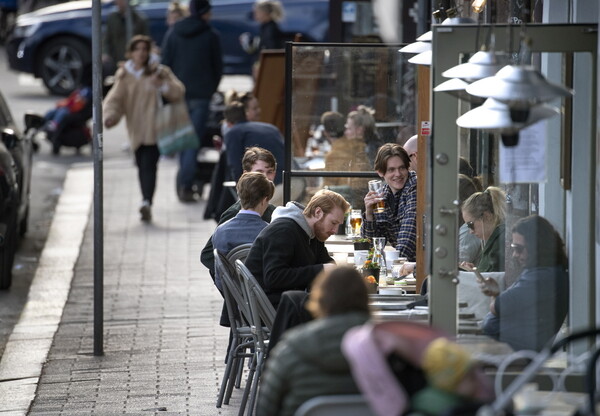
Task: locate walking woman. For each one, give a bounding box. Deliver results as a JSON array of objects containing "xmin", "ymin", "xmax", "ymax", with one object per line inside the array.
[{"xmin": 104, "ymin": 35, "xmax": 185, "ymax": 222}]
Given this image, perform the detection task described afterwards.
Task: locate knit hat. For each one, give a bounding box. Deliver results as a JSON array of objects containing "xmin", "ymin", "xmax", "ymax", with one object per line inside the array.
[
  {"xmin": 422, "ymin": 338, "xmax": 472, "ymax": 392},
  {"xmin": 189, "ymin": 0, "xmax": 211, "ymax": 17}
]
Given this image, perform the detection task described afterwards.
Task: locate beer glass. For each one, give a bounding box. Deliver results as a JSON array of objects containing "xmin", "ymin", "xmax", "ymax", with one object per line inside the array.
[
  {"xmin": 368, "ymin": 180, "xmax": 385, "ymax": 213},
  {"xmin": 350, "ymin": 209, "xmax": 362, "ymax": 236}
]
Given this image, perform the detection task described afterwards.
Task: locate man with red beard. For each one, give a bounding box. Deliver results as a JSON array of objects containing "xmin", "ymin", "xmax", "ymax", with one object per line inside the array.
[
  {"xmin": 245, "ymin": 189, "xmax": 350, "ymax": 308},
  {"xmin": 362, "ymin": 143, "xmax": 417, "ymax": 261}
]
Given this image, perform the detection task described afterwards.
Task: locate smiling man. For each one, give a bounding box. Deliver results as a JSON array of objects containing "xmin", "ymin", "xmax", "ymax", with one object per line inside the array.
[
  {"xmin": 362, "ymin": 143, "xmax": 417, "ymax": 261},
  {"xmin": 245, "ymin": 189, "xmax": 350, "ymax": 307}
]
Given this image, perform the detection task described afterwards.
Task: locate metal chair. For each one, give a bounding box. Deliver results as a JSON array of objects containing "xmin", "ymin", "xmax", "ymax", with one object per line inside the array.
[
  {"xmin": 293, "ymin": 395, "xmax": 376, "ymax": 416},
  {"xmin": 214, "ymin": 251, "xmax": 254, "ymax": 409},
  {"xmin": 235, "ymin": 259, "xmax": 276, "ymax": 416},
  {"xmin": 226, "ymin": 243, "xmax": 253, "ymax": 265}
]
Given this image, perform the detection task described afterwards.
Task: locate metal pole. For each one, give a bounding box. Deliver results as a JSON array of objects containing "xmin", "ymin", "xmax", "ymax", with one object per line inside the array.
[{"xmin": 91, "ymin": 0, "xmax": 104, "ymax": 356}]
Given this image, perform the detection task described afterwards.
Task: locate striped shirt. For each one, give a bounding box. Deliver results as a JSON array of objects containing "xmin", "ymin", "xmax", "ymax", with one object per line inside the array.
[{"xmin": 362, "ymin": 171, "xmax": 417, "ymax": 261}]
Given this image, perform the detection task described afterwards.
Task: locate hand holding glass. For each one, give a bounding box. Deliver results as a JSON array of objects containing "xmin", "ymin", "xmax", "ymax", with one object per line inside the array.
[{"xmin": 368, "ymin": 180, "xmax": 385, "ymax": 213}]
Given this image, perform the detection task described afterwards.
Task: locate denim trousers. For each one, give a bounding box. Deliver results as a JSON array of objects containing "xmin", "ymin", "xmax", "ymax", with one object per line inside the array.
[
  {"xmin": 177, "ymin": 98, "xmax": 210, "ymax": 190},
  {"xmin": 134, "ymin": 144, "xmax": 160, "ymax": 204}
]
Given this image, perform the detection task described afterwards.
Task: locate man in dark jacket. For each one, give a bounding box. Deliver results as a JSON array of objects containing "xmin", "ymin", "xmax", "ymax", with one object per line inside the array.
[
  {"xmin": 161, "ymin": 0, "xmax": 223, "ymax": 202},
  {"xmin": 244, "ymin": 189, "xmax": 350, "ymax": 308}
]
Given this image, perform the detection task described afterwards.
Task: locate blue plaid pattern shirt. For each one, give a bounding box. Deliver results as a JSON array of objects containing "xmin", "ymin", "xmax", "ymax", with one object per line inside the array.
[{"xmin": 362, "ymin": 171, "xmax": 417, "ymax": 261}]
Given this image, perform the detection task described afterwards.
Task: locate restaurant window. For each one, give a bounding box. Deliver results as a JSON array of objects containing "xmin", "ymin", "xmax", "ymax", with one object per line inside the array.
[{"xmin": 283, "ymin": 43, "xmax": 416, "ymax": 210}]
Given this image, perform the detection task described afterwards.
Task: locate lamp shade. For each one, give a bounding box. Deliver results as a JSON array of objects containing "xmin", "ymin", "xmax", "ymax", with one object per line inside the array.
[
  {"xmin": 433, "ymin": 78, "xmax": 485, "ymax": 104},
  {"xmin": 442, "ymin": 51, "xmax": 508, "ymax": 81},
  {"xmin": 417, "ymin": 31, "xmax": 432, "ymax": 42},
  {"xmin": 465, "ymin": 65, "xmax": 573, "ymax": 107},
  {"xmin": 456, "ymin": 98, "xmax": 559, "ymax": 132},
  {"xmin": 408, "ymin": 50, "xmax": 431, "ymax": 66},
  {"xmin": 399, "ymin": 41, "xmax": 431, "ymax": 54}
]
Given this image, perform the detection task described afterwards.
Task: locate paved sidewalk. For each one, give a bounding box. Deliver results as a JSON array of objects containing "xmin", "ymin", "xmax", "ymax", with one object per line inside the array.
[{"xmin": 12, "ymin": 157, "xmax": 243, "ymax": 415}]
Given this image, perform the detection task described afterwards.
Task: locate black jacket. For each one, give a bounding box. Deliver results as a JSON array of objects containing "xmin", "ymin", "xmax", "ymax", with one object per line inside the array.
[
  {"xmin": 161, "ymin": 17, "xmax": 223, "ymax": 100},
  {"xmin": 244, "ymin": 202, "xmax": 333, "ymax": 307}
]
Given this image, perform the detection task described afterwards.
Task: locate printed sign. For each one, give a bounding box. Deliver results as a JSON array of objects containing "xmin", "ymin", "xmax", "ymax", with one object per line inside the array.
[
  {"xmin": 342, "ymin": 2, "xmax": 357, "ymax": 23},
  {"xmin": 420, "ymin": 121, "xmax": 431, "ymax": 136}
]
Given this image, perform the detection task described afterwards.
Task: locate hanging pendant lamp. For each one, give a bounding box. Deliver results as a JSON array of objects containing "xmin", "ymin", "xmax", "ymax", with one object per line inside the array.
[
  {"xmin": 442, "ymin": 50, "xmax": 508, "ymax": 81},
  {"xmin": 434, "ymin": 78, "xmax": 485, "ymax": 104}
]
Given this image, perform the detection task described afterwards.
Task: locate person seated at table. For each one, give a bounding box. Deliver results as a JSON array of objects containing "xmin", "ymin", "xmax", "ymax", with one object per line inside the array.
[
  {"xmin": 245, "ymin": 189, "xmax": 350, "ymax": 308},
  {"xmin": 479, "ymin": 215, "xmax": 569, "ymax": 351},
  {"xmin": 201, "ymin": 147, "xmax": 278, "ymax": 282},
  {"xmin": 256, "ymin": 266, "xmax": 370, "ymax": 416},
  {"xmin": 362, "ymin": 143, "xmax": 417, "ymax": 261},
  {"xmin": 460, "ymin": 186, "xmax": 507, "ymax": 272},
  {"xmin": 211, "ymin": 171, "xmax": 274, "ymax": 292}
]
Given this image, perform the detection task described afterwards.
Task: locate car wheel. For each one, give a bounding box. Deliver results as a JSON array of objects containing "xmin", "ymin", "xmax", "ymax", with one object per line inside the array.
[
  {"xmin": 0, "ymin": 215, "xmax": 17, "ymax": 290},
  {"xmin": 38, "ymin": 37, "xmax": 90, "ymax": 96}
]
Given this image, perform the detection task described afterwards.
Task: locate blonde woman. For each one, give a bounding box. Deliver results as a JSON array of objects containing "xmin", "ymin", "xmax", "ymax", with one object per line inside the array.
[
  {"xmin": 103, "ymin": 35, "xmax": 185, "ymax": 222},
  {"xmin": 460, "ymin": 186, "xmax": 507, "ymax": 272},
  {"xmin": 253, "ymin": 0, "xmax": 285, "ymax": 50}
]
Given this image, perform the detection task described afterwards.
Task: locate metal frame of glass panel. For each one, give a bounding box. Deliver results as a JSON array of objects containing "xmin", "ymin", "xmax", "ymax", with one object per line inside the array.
[{"xmin": 430, "ymin": 23, "xmax": 597, "ymax": 336}]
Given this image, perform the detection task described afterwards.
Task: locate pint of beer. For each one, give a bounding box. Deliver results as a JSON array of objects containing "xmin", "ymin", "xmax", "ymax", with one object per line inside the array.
[{"xmin": 368, "ymin": 180, "xmax": 385, "ymax": 213}]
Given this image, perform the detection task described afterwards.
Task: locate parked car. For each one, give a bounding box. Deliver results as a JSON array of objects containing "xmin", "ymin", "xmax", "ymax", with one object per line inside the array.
[
  {"xmin": 0, "ymin": 91, "xmax": 34, "ymax": 289},
  {"xmin": 6, "ymin": 0, "xmax": 329, "ymax": 95}
]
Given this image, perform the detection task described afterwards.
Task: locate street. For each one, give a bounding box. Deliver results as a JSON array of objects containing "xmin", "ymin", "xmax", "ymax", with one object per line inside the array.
[{"xmin": 0, "ymin": 47, "xmax": 132, "ymax": 359}]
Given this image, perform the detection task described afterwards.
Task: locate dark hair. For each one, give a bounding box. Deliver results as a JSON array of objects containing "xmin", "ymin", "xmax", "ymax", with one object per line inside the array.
[
  {"xmin": 303, "ymin": 189, "xmax": 350, "ymax": 219},
  {"xmin": 374, "ymin": 143, "xmax": 410, "ymax": 174},
  {"xmin": 321, "ymin": 111, "xmax": 344, "ymax": 138},
  {"xmin": 223, "ymin": 102, "xmax": 247, "ymax": 124},
  {"xmin": 126, "ymin": 35, "xmax": 154, "ymax": 75},
  {"xmin": 462, "ymin": 186, "xmax": 506, "ymax": 228},
  {"xmin": 512, "ymin": 215, "xmax": 568, "ymax": 268},
  {"xmin": 459, "ymin": 156, "xmax": 475, "ymax": 178},
  {"xmin": 306, "ymin": 266, "xmax": 369, "ymax": 318},
  {"xmin": 237, "ymin": 172, "xmax": 275, "ymax": 209},
  {"xmin": 242, "ymin": 147, "xmax": 276, "ymax": 173},
  {"xmin": 458, "ymin": 174, "xmax": 479, "ymax": 226}
]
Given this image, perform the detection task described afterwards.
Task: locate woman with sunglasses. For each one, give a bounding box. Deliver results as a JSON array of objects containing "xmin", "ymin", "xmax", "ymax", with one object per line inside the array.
[
  {"xmin": 460, "ymin": 186, "xmax": 507, "ymax": 272},
  {"xmin": 480, "ymin": 215, "xmax": 569, "ymax": 351}
]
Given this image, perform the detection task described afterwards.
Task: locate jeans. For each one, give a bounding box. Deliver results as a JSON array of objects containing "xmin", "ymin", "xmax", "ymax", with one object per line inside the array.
[
  {"xmin": 177, "ymin": 98, "xmax": 210, "ymax": 190},
  {"xmin": 135, "ymin": 145, "xmax": 160, "ymax": 204}
]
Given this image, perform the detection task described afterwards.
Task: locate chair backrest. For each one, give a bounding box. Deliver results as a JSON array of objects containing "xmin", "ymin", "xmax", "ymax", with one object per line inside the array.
[
  {"xmin": 215, "ymin": 250, "xmax": 252, "ymax": 330},
  {"xmin": 226, "ymin": 243, "xmax": 253, "ymax": 265},
  {"xmin": 235, "ymin": 259, "xmax": 276, "ymax": 330},
  {"xmin": 293, "ymin": 395, "xmax": 376, "ymax": 416}
]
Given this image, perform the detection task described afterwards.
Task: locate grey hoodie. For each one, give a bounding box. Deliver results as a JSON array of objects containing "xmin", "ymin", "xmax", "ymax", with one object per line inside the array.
[{"xmin": 271, "ymin": 201, "xmax": 314, "ymax": 239}]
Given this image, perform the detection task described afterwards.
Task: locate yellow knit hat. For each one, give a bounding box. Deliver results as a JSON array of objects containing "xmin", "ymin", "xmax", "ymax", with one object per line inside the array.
[{"xmin": 422, "ymin": 338, "xmax": 472, "ymax": 392}]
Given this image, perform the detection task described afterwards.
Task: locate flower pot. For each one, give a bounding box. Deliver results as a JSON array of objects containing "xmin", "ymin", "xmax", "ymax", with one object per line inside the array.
[
  {"xmin": 362, "ymin": 268, "xmax": 380, "ymax": 282},
  {"xmin": 365, "ymin": 282, "xmax": 378, "ymax": 294},
  {"xmin": 354, "ymin": 241, "xmax": 371, "ymax": 251}
]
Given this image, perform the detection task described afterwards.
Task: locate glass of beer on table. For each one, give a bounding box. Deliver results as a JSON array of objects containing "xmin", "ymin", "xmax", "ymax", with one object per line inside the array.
[
  {"xmin": 350, "ymin": 209, "xmax": 362, "ymax": 236},
  {"xmin": 368, "ymin": 180, "xmax": 385, "ymax": 213}
]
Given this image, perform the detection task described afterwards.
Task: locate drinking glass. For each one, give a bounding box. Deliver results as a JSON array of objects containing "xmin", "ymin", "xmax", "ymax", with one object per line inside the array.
[
  {"xmin": 368, "ymin": 180, "xmax": 385, "ymax": 213},
  {"xmin": 350, "ymin": 209, "xmax": 362, "ymax": 237}
]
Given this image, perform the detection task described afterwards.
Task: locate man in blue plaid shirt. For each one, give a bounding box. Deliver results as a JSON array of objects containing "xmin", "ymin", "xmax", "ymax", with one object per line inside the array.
[{"xmin": 362, "ymin": 143, "xmax": 417, "ymax": 261}]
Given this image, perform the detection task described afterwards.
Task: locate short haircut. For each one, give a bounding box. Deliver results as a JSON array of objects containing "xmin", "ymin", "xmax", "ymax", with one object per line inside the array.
[
  {"xmin": 462, "ymin": 186, "xmax": 506, "ymax": 227},
  {"xmin": 236, "ymin": 172, "xmax": 275, "ymax": 210},
  {"xmin": 223, "ymin": 102, "xmax": 247, "ymax": 125},
  {"xmin": 306, "ymin": 266, "xmax": 369, "ymax": 318},
  {"xmin": 512, "ymin": 215, "xmax": 568, "ymax": 268},
  {"xmin": 321, "ymin": 111, "xmax": 345, "ymax": 138},
  {"xmin": 374, "ymin": 143, "xmax": 410, "ymax": 174},
  {"xmin": 242, "ymin": 147, "xmax": 277, "ymax": 172},
  {"xmin": 303, "ymin": 189, "xmax": 350, "ymax": 218}
]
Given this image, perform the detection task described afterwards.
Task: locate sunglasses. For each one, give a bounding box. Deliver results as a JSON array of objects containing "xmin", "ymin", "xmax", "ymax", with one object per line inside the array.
[
  {"xmin": 510, "ymin": 243, "xmax": 526, "ymax": 254},
  {"xmin": 466, "ymin": 221, "xmax": 475, "ymax": 230}
]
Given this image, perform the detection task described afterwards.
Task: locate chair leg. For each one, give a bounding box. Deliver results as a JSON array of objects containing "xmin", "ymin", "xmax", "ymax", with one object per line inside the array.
[
  {"xmin": 225, "ymin": 351, "xmax": 242, "ymax": 405},
  {"xmin": 246, "ymin": 350, "xmax": 264, "ymax": 416},
  {"xmin": 217, "ymin": 336, "xmax": 239, "ymax": 408},
  {"xmin": 238, "ymin": 355, "xmax": 257, "ymax": 416}
]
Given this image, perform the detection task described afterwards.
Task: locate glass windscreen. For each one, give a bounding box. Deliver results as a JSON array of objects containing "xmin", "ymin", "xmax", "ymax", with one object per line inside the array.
[
  {"xmin": 286, "ymin": 43, "xmax": 416, "ymax": 211},
  {"xmin": 455, "ymin": 52, "xmax": 572, "ymax": 354}
]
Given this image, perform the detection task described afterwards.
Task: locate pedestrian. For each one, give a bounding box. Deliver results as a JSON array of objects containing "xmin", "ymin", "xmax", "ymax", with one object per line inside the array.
[
  {"xmin": 103, "ymin": 35, "xmax": 185, "ymax": 222},
  {"xmin": 102, "ymin": 0, "xmax": 149, "ymax": 76},
  {"xmin": 161, "ymin": 0, "xmax": 223, "ymax": 203},
  {"xmin": 253, "ymin": 0, "xmax": 285, "ymax": 50}
]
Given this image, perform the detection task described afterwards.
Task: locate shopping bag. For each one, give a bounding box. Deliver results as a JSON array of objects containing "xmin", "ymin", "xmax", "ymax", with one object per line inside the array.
[{"xmin": 155, "ymin": 100, "xmax": 199, "ymax": 156}]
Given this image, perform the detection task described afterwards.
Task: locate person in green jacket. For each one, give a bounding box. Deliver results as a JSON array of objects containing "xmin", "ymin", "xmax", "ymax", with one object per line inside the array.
[
  {"xmin": 255, "ymin": 266, "xmax": 371, "ymax": 416},
  {"xmin": 460, "ymin": 186, "xmax": 507, "ymax": 272}
]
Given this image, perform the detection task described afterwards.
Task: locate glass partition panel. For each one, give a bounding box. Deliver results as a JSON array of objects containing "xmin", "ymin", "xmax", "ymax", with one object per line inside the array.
[{"xmin": 285, "ymin": 43, "xmax": 416, "ymax": 209}]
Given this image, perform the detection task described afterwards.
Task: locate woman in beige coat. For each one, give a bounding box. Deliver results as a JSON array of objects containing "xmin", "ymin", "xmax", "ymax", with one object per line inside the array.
[{"xmin": 104, "ymin": 35, "xmax": 185, "ymax": 222}]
